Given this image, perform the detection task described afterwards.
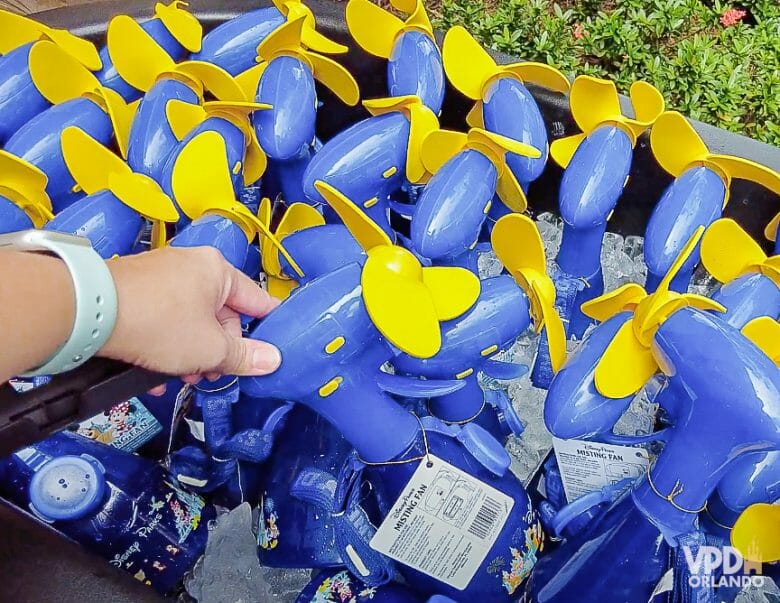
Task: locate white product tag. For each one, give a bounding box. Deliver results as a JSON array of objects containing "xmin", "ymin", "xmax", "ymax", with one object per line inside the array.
[
  {"xmin": 552, "ymin": 437, "xmax": 650, "ymax": 503},
  {"xmin": 184, "ymin": 418, "xmax": 206, "ymax": 442},
  {"xmin": 649, "ymin": 568, "xmax": 674, "ymax": 600},
  {"xmin": 370, "ymin": 454, "xmax": 514, "ymax": 590}
]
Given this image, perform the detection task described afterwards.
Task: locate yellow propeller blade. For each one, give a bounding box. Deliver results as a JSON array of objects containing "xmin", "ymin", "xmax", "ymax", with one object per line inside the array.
[
  {"xmin": 170, "ymin": 130, "xmax": 237, "ymax": 220},
  {"xmin": 235, "ymin": 62, "xmax": 268, "ymax": 102},
  {"xmin": 569, "ymin": 76, "xmax": 664, "ymax": 144},
  {"xmin": 257, "ymin": 14, "xmax": 306, "ymax": 58},
  {"xmin": 262, "ymin": 202, "xmax": 324, "ymax": 277},
  {"xmin": 166, "ymin": 99, "xmax": 207, "ymax": 140},
  {"xmin": 267, "ymin": 276, "xmax": 298, "ymax": 299},
  {"xmin": 569, "ymin": 75, "xmax": 622, "ymax": 135},
  {"xmin": 420, "ymin": 129, "xmax": 468, "ymax": 175},
  {"xmin": 469, "ymin": 128, "xmax": 542, "ymax": 161},
  {"xmin": 765, "ymin": 212, "xmax": 779, "ymax": 243},
  {"xmin": 390, "ymin": 0, "xmax": 432, "ymax": 33},
  {"xmin": 649, "ymin": 111, "xmax": 709, "ymax": 178},
  {"xmin": 700, "ymin": 218, "xmax": 766, "ymax": 284},
  {"xmin": 506, "ymin": 62, "xmax": 570, "ymax": 94},
  {"xmin": 495, "ymin": 168, "xmax": 528, "ymax": 213},
  {"xmin": 731, "ymin": 504, "xmax": 780, "ymax": 563},
  {"xmin": 549, "ymin": 132, "xmax": 588, "ymax": 169},
  {"xmin": 108, "ymin": 171, "xmax": 180, "ymax": 223},
  {"xmin": 243, "ymin": 127, "xmax": 268, "ymax": 186},
  {"xmin": 107, "ymin": 14, "xmax": 176, "ymax": 92},
  {"xmin": 0, "ymin": 151, "xmax": 53, "ymax": 227},
  {"xmin": 0, "ymin": 10, "xmax": 101, "ymax": 70},
  {"xmin": 442, "ymin": 25, "xmax": 498, "ymax": 100},
  {"xmin": 362, "ymin": 253, "xmax": 442, "ymax": 358},
  {"xmin": 154, "ymin": 0, "xmax": 202, "ymax": 53},
  {"xmin": 742, "ymin": 316, "xmax": 780, "ymax": 365},
  {"xmin": 307, "ymin": 52, "xmax": 360, "ymax": 106},
  {"xmin": 171, "ymin": 130, "xmax": 300, "ymax": 273},
  {"xmin": 535, "ymin": 280, "xmax": 567, "ymax": 372},
  {"xmin": 314, "ymin": 180, "xmax": 393, "ymax": 250},
  {"xmin": 176, "ymin": 60, "xmax": 250, "ymax": 101},
  {"xmin": 363, "ymin": 95, "xmax": 439, "ymax": 183},
  {"xmin": 594, "ymin": 319, "xmax": 659, "ymax": 399},
  {"xmin": 272, "ymin": 0, "xmax": 348, "ymax": 54},
  {"xmin": 651, "ymin": 112, "xmax": 780, "ymax": 200},
  {"xmin": 28, "ymin": 40, "xmax": 101, "ymax": 105},
  {"xmin": 421, "ymin": 266, "xmax": 480, "ymax": 320},
  {"xmin": 61, "ymin": 126, "xmax": 131, "ymax": 195},
  {"xmin": 466, "ymin": 101, "xmax": 485, "ymax": 129},
  {"xmin": 580, "ymin": 283, "xmax": 648, "ymax": 322},
  {"xmin": 86, "ymin": 87, "xmax": 136, "ymax": 159},
  {"xmin": 345, "ymin": 0, "xmax": 404, "ymax": 58}
]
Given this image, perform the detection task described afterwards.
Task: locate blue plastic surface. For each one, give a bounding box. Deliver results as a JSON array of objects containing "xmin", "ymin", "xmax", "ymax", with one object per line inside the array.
[
  {"xmin": 29, "ymin": 454, "xmax": 106, "ymax": 522},
  {"xmin": 96, "ymin": 18, "xmax": 185, "ymax": 102},
  {"xmin": 254, "ymin": 55, "xmax": 317, "ymax": 160},
  {"xmin": 388, "ymin": 31, "xmax": 444, "ymax": 114},
  {"xmin": 410, "ymin": 149, "xmax": 496, "ymax": 261},
  {"xmin": 43, "ymin": 189, "xmax": 143, "ymax": 258},
  {"xmin": 190, "ymin": 7, "xmax": 285, "ymax": 75},
  {"xmin": 0, "ymin": 196, "xmax": 35, "ymax": 234},
  {"xmin": 5, "ymin": 97, "xmax": 113, "ymax": 212},
  {"xmin": 170, "ymin": 214, "xmax": 250, "ymax": 271},
  {"xmin": 644, "ymin": 166, "xmax": 726, "ymax": 292},
  {"xmin": 127, "ymin": 78, "xmax": 200, "ymax": 181},
  {"xmin": 303, "ymin": 111, "xmax": 410, "ymax": 236},
  {"xmin": 0, "ymin": 44, "xmax": 49, "ymax": 145},
  {"xmin": 483, "ymin": 77, "xmax": 548, "ymax": 184}
]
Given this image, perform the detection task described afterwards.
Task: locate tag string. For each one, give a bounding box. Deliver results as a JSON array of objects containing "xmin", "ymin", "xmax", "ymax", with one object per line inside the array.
[
  {"xmin": 704, "ymin": 505, "xmax": 734, "ymax": 531},
  {"xmin": 645, "ymin": 465, "xmax": 707, "ymax": 514},
  {"xmin": 356, "ymin": 412, "xmax": 433, "ymax": 468}
]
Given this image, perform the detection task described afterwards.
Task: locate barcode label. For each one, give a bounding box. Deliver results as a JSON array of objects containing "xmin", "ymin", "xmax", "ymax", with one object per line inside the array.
[
  {"xmin": 469, "ymin": 496, "xmax": 502, "ymax": 540},
  {"xmin": 370, "ymin": 454, "xmax": 514, "ymax": 590}
]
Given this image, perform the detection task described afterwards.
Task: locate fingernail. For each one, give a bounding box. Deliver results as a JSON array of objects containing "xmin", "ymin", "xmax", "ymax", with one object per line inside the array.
[{"xmin": 253, "ymin": 342, "xmax": 281, "ymax": 374}]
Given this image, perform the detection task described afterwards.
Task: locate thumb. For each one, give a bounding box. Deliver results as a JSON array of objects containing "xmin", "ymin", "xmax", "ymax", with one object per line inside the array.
[{"xmin": 219, "ymin": 335, "xmax": 282, "ymax": 376}]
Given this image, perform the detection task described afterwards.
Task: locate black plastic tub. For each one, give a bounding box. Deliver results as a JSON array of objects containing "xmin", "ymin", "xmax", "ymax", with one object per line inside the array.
[{"xmin": 1, "ymin": 1, "xmax": 779, "ymax": 600}]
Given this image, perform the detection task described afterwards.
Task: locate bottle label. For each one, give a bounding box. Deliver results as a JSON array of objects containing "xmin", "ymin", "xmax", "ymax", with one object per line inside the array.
[
  {"xmin": 551, "ymin": 437, "xmax": 650, "ymax": 503},
  {"xmin": 370, "ymin": 454, "xmax": 514, "ymax": 590},
  {"xmin": 71, "ymin": 397, "xmax": 162, "ymax": 452}
]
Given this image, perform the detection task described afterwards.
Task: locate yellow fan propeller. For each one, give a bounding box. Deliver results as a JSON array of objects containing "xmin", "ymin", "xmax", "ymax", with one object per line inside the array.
[
  {"xmin": 0, "ymin": 8, "xmax": 101, "ymax": 70},
  {"xmin": 152, "ymin": 1, "xmax": 203, "ymax": 53},
  {"xmin": 314, "ymin": 180, "xmax": 480, "ymax": 358},
  {"xmin": 256, "ymin": 14, "xmax": 360, "ymax": 107},
  {"xmin": 421, "ymin": 127, "xmax": 542, "ymax": 212},
  {"xmin": 701, "ymin": 218, "xmax": 780, "ymax": 290},
  {"xmin": 0, "ymin": 152, "xmax": 54, "ymax": 228},
  {"xmin": 442, "ymin": 26, "xmax": 570, "ymax": 129},
  {"xmin": 24, "ymin": 41, "xmax": 136, "ymax": 158},
  {"xmin": 346, "ymin": 0, "xmax": 434, "ymax": 60},
  {"xmin": 765, "ymin": 212, "xmax": 780, "ymax": 244},
  {"xmin": 651, "ymin": 112, "xmax": 780, "ymax": 205},
  {"xmin": 551, "ymin": 75, "xmax": 665, "ymax": 169},
  {"xmin": 580, "ymin": 226, "xmax": 726, "ymax": 399},
  {"xmin": 170, "ymin": 129, "xmax": 304, "ymax": 278},
  {"xmin": 491, "ymin": 213, "xmax": 567, "ymax": 373},
  {"xmin": 108, "ymin": 13, "xmax": 273, "ymax": 185},
  {"xmin": 741, "ymin": 316, "xmax": 780, "ymax": 365},
  {"xmin": 60, "ymin": 126, "xmax": 180, "ymax": 249},
  {"xmin": 257, "ymin": 197, "xmax": 325, "ymax": 299},
  {"xmin": 271, "ymin": 0, "xmax": 348, "ymax": 55},
  {"xmin": 362, "ymin": 95, "xmax": 439, "ymax": 183},
  {"xmin": 732, "ymin": 503, "xmax": 780, "ymax": 564}
]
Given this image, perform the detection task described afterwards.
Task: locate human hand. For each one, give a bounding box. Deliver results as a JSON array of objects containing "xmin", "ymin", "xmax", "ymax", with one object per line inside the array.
[{"xmin": 99, "ymin": 246, "xmax": 281, "ymax": 385}]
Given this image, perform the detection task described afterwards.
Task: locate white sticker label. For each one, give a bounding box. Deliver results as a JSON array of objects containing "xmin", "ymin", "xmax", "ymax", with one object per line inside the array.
[
  {"xmin": 370, "ymin": 455, "xmax": 514, "ymax": 590},
  {"xmin": 552, "ymin": 437, "xmax": 650, "ymax": 503}
]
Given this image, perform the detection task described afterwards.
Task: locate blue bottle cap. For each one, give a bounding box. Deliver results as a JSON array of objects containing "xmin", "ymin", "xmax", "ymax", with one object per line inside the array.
[
  {"xmin": 456, "ymin": 422, "xmax": 511, "ymax": 477},
  {"xmin": 28, "ymin": 454, "xmax": 106, "ymax": 521}
]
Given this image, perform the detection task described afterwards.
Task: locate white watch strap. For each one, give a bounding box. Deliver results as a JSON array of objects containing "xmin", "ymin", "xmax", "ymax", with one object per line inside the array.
[{"xmin": 1, "ymin": 230, "xmax": 119, "ymax": 376}]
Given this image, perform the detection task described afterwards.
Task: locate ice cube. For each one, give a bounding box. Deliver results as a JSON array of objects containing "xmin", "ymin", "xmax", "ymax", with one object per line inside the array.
[
  {"xmin": 185, "ymin": 503, "xmax": 270, "ymax": 603},
  {"xmin": 478, "ymin": 250, "xmax": 504, "ymax": 279},
  {"xmin": 259, "ymin": 567, "xmax": 314, "ymax": 601},
  {"xmin": 624, "ymin": 235, "xmax": 644, "ymax": 263},
  {"xmin": 734, "ymin": 577, "xmax": 780, "ymax": 603}
]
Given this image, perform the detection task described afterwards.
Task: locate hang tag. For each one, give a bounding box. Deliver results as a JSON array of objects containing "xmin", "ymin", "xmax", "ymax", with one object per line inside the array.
[
  {"xmin": 72, "ymin": 397, "xmax": 163, "ymax": 452},
  {"xmin": 552, "ymin": 437, "xmax": 650, "ymax": 503},
  {"xmin": 370, "ymin": 454, "xmax": 514, "ymax": 590}
]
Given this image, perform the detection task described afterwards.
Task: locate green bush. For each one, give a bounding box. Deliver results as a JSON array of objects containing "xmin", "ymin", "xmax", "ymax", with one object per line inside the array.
[{"xmin": 433, "ymin": 0, "xmax": 780, "ymax": 146}]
